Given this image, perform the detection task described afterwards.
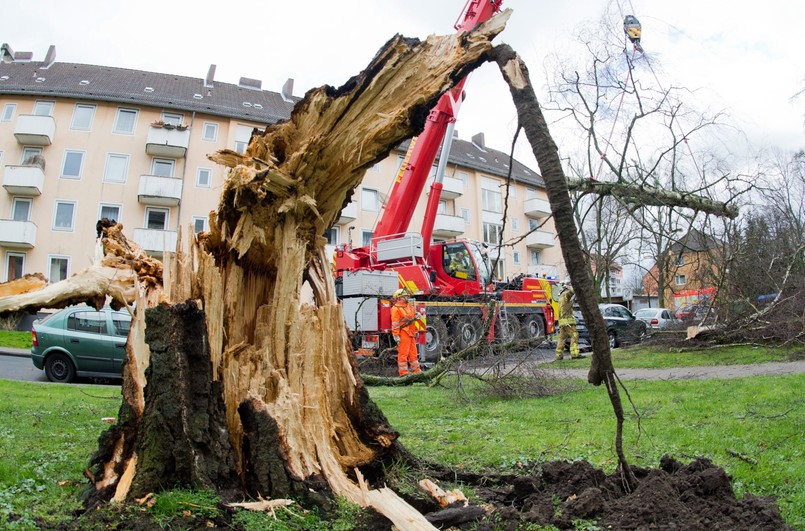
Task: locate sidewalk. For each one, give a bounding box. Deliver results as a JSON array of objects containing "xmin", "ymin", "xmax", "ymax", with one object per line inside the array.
[{"xmin": 0, "ymin": 347, "xmax": 31, "ymax": 358}]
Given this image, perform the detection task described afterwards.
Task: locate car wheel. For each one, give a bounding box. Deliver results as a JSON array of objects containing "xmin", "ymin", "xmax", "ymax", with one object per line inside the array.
[
  {"xmin": 519, "ymin": 314, "xmax": 545, "ymax": 340},
  {"xmin": 607, "ymin": 330, "xmax": 618, "ymax": 349},
  {"xmin": 451, "ymin": 316, "xmax": 482, "ymax": 351},
  {"xmin": 495, "ymin": 315, "xmax": 521, "ymax": 343},
  {"xmin": 424, "ymin": 317, "xmax": 448, "ymax": 363},
  {"xmin": 45, "ymin": 353, "xmax": 76, "ymax": 383}
]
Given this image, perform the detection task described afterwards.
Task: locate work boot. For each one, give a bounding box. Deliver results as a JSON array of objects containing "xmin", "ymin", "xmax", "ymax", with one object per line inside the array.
[{"xmin": 555, "ymin": 353, "xmax": 563, "ymax": 361}]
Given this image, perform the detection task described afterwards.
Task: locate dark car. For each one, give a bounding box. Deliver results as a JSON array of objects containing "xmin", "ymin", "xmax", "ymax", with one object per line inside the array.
[
  {"xmin": 31, "ymin": 305, "xmax": 132, "ymax": 383},
  {"xmin": 575, "ymin": 303, "xmax": 647, "ymax": 348},
  {"xmin": 676, "ymin": 302, "xmax": 717, "ymax": 323}
]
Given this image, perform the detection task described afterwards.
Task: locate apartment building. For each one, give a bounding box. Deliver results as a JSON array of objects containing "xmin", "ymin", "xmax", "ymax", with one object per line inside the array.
[{"xmin": 0, "ymin": 44, "xmax": 563, "ymax": 285}]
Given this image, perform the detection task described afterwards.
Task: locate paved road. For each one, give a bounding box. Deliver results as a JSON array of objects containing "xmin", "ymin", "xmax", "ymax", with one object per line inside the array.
[{"xmin": 0, "ymin": 348, "xmax": 49, "ymax": 383}]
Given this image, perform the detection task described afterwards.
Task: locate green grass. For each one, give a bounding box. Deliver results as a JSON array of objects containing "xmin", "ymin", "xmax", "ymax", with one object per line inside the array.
[
  {"xmin": 0, "ymin": 345, "xmax": 802, "ymax": 529},
  {"xmin": 556, "ymin": 342, "xmax": 802, "ymax": 369},
  {"xmin": 0, "ymin": 330, "xmax": 32, "ymax": 349}
]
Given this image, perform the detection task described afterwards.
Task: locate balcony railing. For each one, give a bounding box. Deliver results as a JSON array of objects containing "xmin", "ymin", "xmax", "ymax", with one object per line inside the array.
[
  {"xmin": 432, "ymin": 214, "xmax": 465, "ymax": 238},
  {"xmin": 138, "ymin": 175, "xmax": 183, "ymax": 206},
  {"xmin": 336, "ymin": 201, "xmax": 357, "ymax": 224},
  {"xmin": 14, "ymin": 115, "xmax": 56, "ymax": 146},
  {"xmin": 0, "ymin": 220, "xmax": 37, "ymax": 248},
  {"xmin": 3, "ymin": 165, "xmax": 45, "ymax": 196},
  {"xmin": 132, "ymin": 228, "xmax": 178, "ymax": 256},
  {"xmin": 527, "ymin": 263, "xmax": 559, "ymax": 279},
  {"xmin": 145, "ymin": 126, "xmax": 190, "ymax": 158},
  {"xmin": 525, "ymin": 230, "xmax": 555, "ymax": 248},
  {"xmin": 524, "ymin": 197, "xmax": 551, "ymax": 218},
  {"xmin": 437, "ymin": 176, "xmax": 464, "ymax": 201}
]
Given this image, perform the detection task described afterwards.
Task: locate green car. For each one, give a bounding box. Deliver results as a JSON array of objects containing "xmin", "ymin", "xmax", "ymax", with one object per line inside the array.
[{"xmin": 31, "ymin": 305, "xmax": 132, "ymax": 383}]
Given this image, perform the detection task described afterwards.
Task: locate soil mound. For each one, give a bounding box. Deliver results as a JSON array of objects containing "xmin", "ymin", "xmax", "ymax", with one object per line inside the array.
[{"xmin": 467, "ymin": 456, "xmax": 789, "ymax": 530}]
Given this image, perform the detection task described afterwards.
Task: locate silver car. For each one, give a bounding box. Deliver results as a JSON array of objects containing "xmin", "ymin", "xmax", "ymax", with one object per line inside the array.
[{"xmin": 633, "ymin": 307, "xmax": 681, "ymax": 333}]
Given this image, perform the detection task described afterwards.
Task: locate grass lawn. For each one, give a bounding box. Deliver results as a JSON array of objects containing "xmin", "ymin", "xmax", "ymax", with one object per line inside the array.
[{"xmin": 0, "ymin": 344, "xmax": 802, "ymax": 529}]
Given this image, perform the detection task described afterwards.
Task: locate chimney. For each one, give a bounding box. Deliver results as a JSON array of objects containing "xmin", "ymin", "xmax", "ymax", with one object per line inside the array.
[
  {"xmin": 452, "ymin": 128, "xmax": 459, "ymax": 138},
  {"xmin": 281, "ymin": 78, "xmax": 294, "ymax": 102},
  {"xmin": 471, "ymin": 132, "xmax": 485, "ymax": 149},
  {"xmin": 42, "ymin": 45, "xmax": 56, "ymax": 69},
  {"xmin": 238, "ymin": 76, "xmax": 262, "ymax": 90},
  {"xmin": 1, "ymin": 43, "xmax": 14, "ymax": 63},
  {"xmin": 204, "ymin": 64, "xmax": 216, "ymax": 88}
]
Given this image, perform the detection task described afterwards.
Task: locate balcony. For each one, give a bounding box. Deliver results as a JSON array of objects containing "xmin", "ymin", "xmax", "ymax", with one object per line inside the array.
[
  {"xmin": 337, "ymin": 201, "xmax": 357, "ymax": 224},
  {"xmin": 14, "ymin": 115, "xmax": 56, "ymax": 146},
  {"xmin": 438, "ymin": 176, "xmax": 464, "ymax": 200},
  {"xmin": 138, "ymin": 175, "xmax": 183, "ymax": 206},
  {"xmin": 3, "ymin": 165, "xmax": 45, "ymax": 196},
  {"xmin": 132, "ymin": 228, "xmax": 178, "ymax": 256},
  {"xmin": 525, "ymin": 230, "xmax": 555, "ymax": 249},
  {"xmin": 432, "ymin": 214, "xmax": 465, "ymax": 238},
  {"xmin": 0, "ymin": 220, "xmax": 37, "ymax": 248},
  {"xmin": 524, "ymin": 197, "xmax": 551, "ymax": 218},
  {"xmin": 145, "ymin": 126, "xmax": 190, "ymax": 158},
  {"xmin": 527, "ymin": 263, "xmax": 559, "ymax": 279}
]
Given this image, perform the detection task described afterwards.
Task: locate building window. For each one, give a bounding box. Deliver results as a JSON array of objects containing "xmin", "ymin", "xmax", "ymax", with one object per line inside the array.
[
  {"xmin": 192, "ymin": 216, "xmax": 208, "ymax": 233},
  {"xmin": 145, "ymin": 207, "xmax": 169, "ymax": 230},
  {"xmin": 21, "ymin": 146, "xmax": 43, "ymax": 165},
  {"xmin": 511, "ymin": 218, "xmax": 519, "ymax": 232},
  {"xmin": 528, "ymin": 218, "xmax": 539, "ymax": 231},
  {"xmin": 234, "ymin": 140, "xmax": 248, "ymax": 154},
  {"xmin": 33, "ymin": 101, "xmax": 54, "ymax": 116},
  {"xmin": 326, "ymin": 227, "xmax": 339, "ymax": 245},
  {"xmin": 525, "ymin": 187, "xmax": 537, "ymax": 200},
  {"xmin": 437, "ymin": 201, "xmax": 447, "ymax": 215},
  {"xmin": 491, "ymin": 259, "xmax": 504, "ymax": 281},
  {"xmin": 513, "ymin": 251, "xmax": 521, "ymax": 264},
  {"xmin": 483, "ymin": 222, "xmax": 502, "ymax": 246},
  {"xmin": 507, "ymin": 183, "xmax": 517, "ymax": 198},
  {"xmin": 674, "ymin": 255, "xmax": 685, "ymax": 266},
  {"xmin": 529, "ymin": 249, "xmax": 542, "ymax": 266},
  {"xmin": 99, "ymin": 203, "xmax": 121, "ymax": 223},
  {"xmin": 6, "ymin": 253, "xmax": 25, "ymax": 281},
  {"xmin": 202, "ymin": 122, "xmax": 218, "ymax": 141},
  {"xmin": 70, "ymin": 104, "xmax": 95, "ymax": 130},
  {"xmin": 48, "ymin": 256, "xmax": 69, "ymax": 283},
  {"xmin": 53, "ymin": 201, "xmax": 76, "ymax": 231},
  {"xmin": 361, "ymin": 188, "xmax": 380, "ymax": 212},
  {"xmin": 161, "ymin": 112, "xmax": 183, "ymax": 125},
  {"xmin": 457, "ymin": 171, "xmax": 469, "ymax": 187},
  {"xmin": 12, "ymin": 198, "xmax": 31, "ymax": 221},
  {"xmin": 674, "ymin": 274, "xmax": 687, "ymax": 286},
  {"xmin": 461, "ymin": 208, "xmax": 470, "ymax": 224},
  {"xmin": 362, "ymin": 230, "xmax": 374, "ymax": 247},
  {"xmin": 1, "ymin": 103, "xmax": 16, "ymax": 122},
  {"xmin": 196, "ymin": 168, "xmax": 212, "ymax": 188},
  {"xmin": 152, "ymin": 158, "xmax": 175, "ymax": 177},
  {"xmin": 60, "ymin": 150, "xmax": 84, "ymax": 179},
  {"xmin": 104, "ymin": 153, "xmax": 129, "ymax": 183},
  {"xmin": 481, "ymin": 188, "xmax": 503, "ymax": 213},
  {"xmin": 113, "ymin": 108, "xmax": 138, "ymax": 134}
]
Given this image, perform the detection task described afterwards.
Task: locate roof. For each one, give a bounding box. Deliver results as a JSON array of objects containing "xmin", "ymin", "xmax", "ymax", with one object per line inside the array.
[
  {"xmin": 0, "ymin": 59, "xmax": 543, "ymax": 185},
  {"xmin": 397, "ymin": 136, "xmax": 544, "ymax": 188},
  {"xmin": 0, "ymin": 60, "xmax": 299, "ymax": 124},
  {"xmin": 670, "ymin": 229, "xmax": 720, "ymax": 253}
]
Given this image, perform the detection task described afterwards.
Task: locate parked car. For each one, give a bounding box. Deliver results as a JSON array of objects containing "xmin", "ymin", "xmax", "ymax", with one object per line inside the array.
[
  {"xmin": 676, "ymin": 302, "xmax": 717, "ymax": 323},
  {"xmin": 575, "ymin": 303, "xmax": 648, "ymax": 348},
  {"xmin": 31, "ymin": 305, "xmax": 132, "ymax": 383},
  {"xmin": 633, "ymin": 307, "xmax": 681, "ymax": 333}
]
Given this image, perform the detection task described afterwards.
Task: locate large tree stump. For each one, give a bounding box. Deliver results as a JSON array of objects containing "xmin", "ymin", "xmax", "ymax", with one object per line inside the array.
[{"xmin": 79, "ymin": 12, "xmax": 511, "ymax": 528}]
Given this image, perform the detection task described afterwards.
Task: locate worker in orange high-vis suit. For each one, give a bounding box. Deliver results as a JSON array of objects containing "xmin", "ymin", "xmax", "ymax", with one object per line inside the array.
[{"xmin": 391, "ymin": 289, "xmax": 423, "ymax": 377}]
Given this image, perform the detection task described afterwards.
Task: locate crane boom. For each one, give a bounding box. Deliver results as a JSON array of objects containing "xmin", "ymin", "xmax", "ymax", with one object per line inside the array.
[{"xmin": 372, "ymin": 0, "xmax": 503, "ymax": 239}]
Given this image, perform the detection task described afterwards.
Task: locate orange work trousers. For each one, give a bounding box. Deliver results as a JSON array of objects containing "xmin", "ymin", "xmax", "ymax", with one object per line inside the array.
[{"xmin": 397, "ymin": 333, "xmax": 421, "ymax": 376}]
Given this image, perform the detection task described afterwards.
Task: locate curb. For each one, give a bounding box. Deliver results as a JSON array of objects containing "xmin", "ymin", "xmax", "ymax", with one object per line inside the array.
[{"xmin": 0, "ymin": 348, "xmax": 31, "ymax": 358}]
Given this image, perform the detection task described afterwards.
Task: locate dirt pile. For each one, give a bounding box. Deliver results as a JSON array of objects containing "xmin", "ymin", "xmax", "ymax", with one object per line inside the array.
[{"xmin": 466, "ymin": 456, "xmax": 789, "ymax": 530}]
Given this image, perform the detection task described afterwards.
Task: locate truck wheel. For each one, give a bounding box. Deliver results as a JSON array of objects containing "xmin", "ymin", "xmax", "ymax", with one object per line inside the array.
[
  {"xmin": 424, "ymin": 318, "xmax": 448, "ymax": 362},
  {"xmin": 45, "ymin": 353, "xmax": 76, "ymax": 383},
  {"xmin": 495, "ymin": 316, "xmax": 521, "ymax": 343},
  {"xmin": 519, "ymin": 315, "xmax": 545, "ymax": 340},
  {"xmin": 452, "ymin": 317, "xmax": 481, "ymax": 351}
]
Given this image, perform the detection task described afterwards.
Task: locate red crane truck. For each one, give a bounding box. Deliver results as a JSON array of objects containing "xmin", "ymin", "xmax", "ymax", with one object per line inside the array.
[{"xmin": 333, "ymin": 0, "xmax": 555, "ymax": 362}]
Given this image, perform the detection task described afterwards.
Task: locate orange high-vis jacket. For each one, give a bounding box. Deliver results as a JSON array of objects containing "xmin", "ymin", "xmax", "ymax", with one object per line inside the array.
[{"xmin": 391, "ymin": 300, "xmax": 418, "ymax": 338}]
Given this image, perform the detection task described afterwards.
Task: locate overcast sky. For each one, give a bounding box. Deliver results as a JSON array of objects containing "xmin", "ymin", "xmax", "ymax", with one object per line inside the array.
[{"xmin": 4, "ymin": 1, "xmax": 804, "ymax": 168}]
